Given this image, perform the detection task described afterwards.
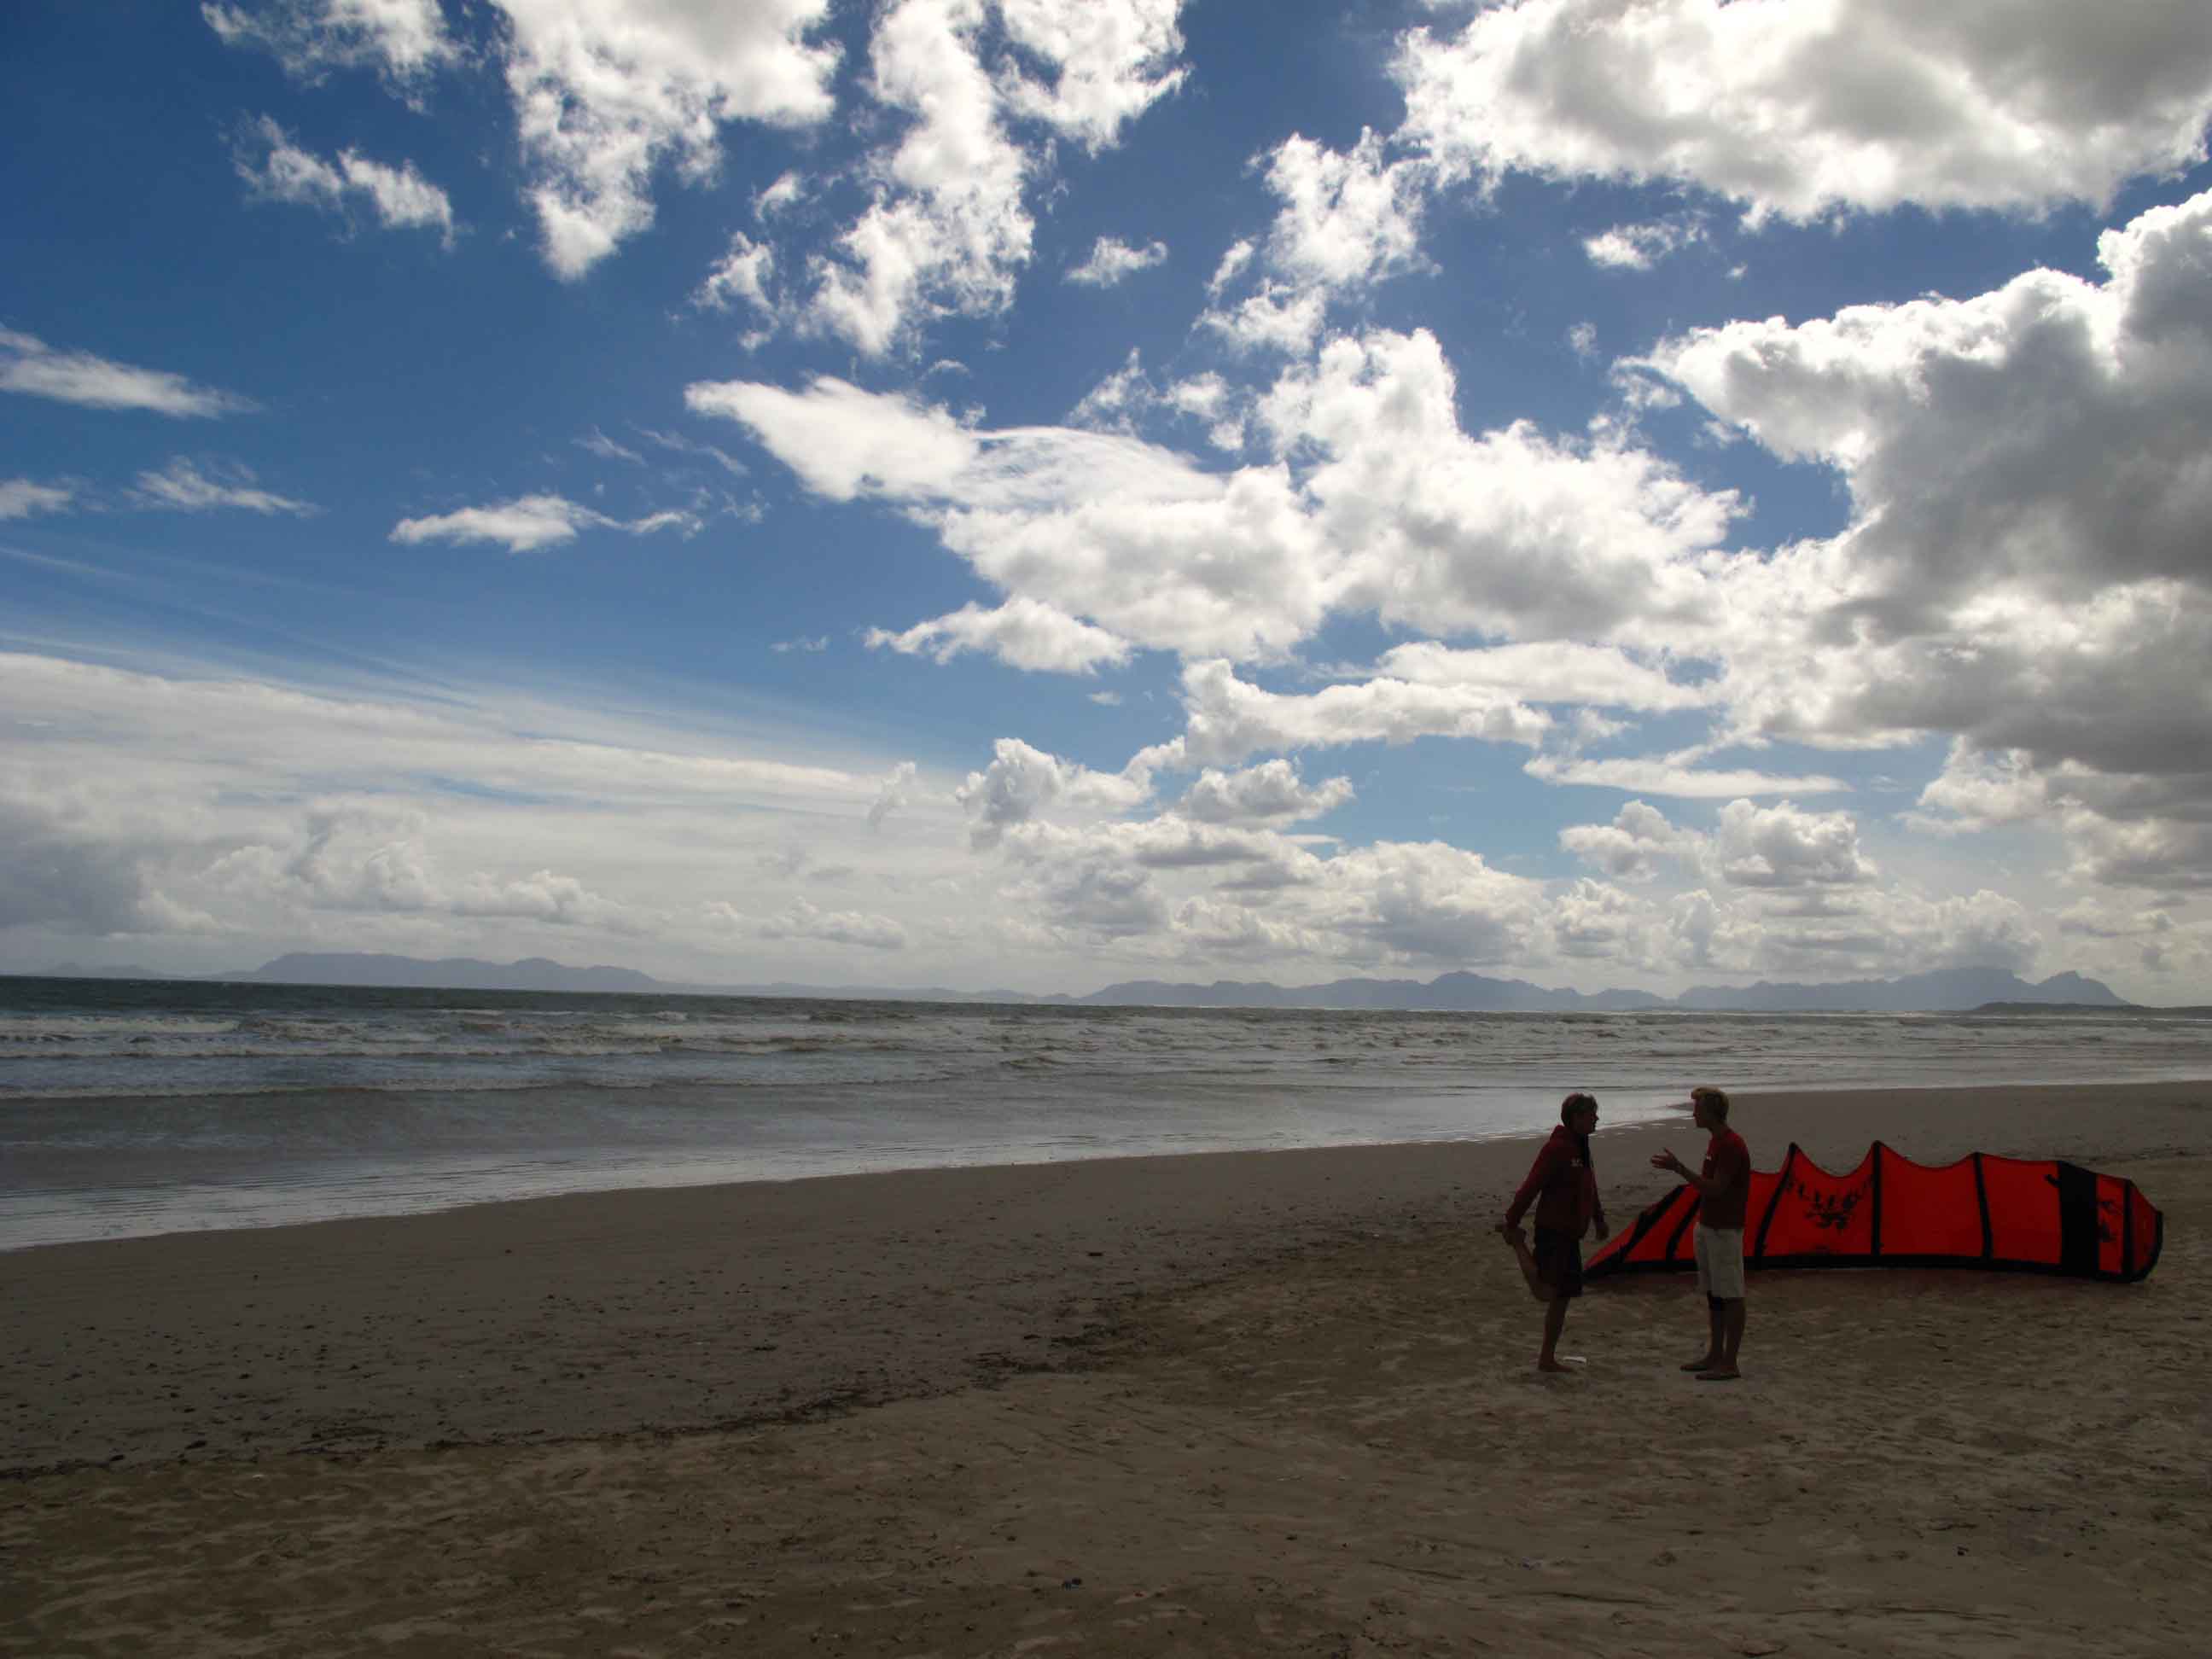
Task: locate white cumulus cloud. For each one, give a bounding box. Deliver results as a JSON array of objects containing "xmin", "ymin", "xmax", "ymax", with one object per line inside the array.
[
  {"xmin": 1257, "ymin": 129, "xmax": 1429, "ymax": 291},
  {"xmin": 1197, "ymin": 130, "xmax": 1429, "ymax": 352},
  {"xmin": 1560, "ymin": 800, "xmax": 1703, "ymax": 883},
  {"xmin": 800, "ymin": 0, "xmax": 1188, "ymax": 353},
  {"xmin": 1395, "ymin": 0, "xmax": 2212, "ymax": 221},
  {"xmin": 800, "ymin": 0, "xmax": 1033, "ymax": 353},
  {"xmin": 995, "ymin": 0, "xmax": 1189, "ymax": 150},
  {"xmin": 1139, "ymin": 659, "xmax": 1551, "ymax": 771},
  {"xmin": 497, "ymin": 0, "xmax": 841, "ymax": 279},
  {"xmin": 955, "ymin": 736, "xmax": 1152, "ymax": 849},
  {"xmin": 866, "ymin": 598, "xmax": 1132, "ymax": 674},
  {"xmin": 1711, "ymin": 799, "xmax": 1876, "ymax": 890},
  {"xmin": 1645, "ymin": 189, "xmax": 2212, "ymax": 885},
  {"xmin": 696, "ymin": 329, "xmax": 1741, "ymax": 669},
  {"xmin": 1174, "ymin": 760, "xmax": 1353, "ymax": 826}
]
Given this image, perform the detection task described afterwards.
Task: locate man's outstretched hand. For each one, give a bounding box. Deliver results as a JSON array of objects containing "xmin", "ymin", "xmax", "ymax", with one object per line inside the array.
[{"xmin": 1650, "ymin": 1148, "xmax": 1684, "ymax": 1175}]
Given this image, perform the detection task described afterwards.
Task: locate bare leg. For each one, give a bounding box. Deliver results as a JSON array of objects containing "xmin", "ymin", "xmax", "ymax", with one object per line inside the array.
[
  {"xmin": 1703, "ymin": 1300, "xmax": 1745, "ymax": 1378},
  {"xmin": 1499, "ymin": 1224, "xmax": 1550, "ymax": 1303},
  {"xmin": 1680, "ymin": 1301, "xmax": 1723, "ymax": 1371},
  {"xmin": 1537, "ymin": 1292, "xmax": 1572, "ymax": 1372}
]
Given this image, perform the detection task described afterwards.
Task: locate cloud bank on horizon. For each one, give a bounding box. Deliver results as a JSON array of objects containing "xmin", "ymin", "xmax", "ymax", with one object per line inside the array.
[{"xmin": 3, "ymin": 0, "xmax": 2211, "ymax": 999}]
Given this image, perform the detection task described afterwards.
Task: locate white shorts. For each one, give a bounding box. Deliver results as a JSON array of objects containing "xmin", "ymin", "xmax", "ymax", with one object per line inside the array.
[{"xmin": 1695, "ymin": 1225, "xmax": 1746, "ymax": 1301}]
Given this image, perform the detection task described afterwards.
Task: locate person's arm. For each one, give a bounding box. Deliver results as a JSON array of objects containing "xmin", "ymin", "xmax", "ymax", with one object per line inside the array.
[
  {"xmin": 1503, "ymin": 1142, "xmax": 1559, "ymax": 1228},
  {"xmin": 1650, "ymin": 1146, "xmax": 1720, "ymax": 1197}
]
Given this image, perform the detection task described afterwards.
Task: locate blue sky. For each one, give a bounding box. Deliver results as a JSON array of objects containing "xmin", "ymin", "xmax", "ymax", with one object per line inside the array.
[{"xmin": 6, "ymin": 0, "xmax": 2212, "ymax": 999}]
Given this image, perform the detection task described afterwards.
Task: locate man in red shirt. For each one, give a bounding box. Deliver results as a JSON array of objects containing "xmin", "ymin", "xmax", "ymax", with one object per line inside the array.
[
  {"xmin": 1499, "ymin": 1092, "xmax": 1610, "ymax": 1373},
  {"xmin": 1651, "ymin": 1085, "xmax": 1751, "ymax": 1381}
]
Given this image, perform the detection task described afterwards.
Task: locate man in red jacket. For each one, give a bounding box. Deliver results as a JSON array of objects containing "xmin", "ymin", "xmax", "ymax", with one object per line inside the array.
[
  {"xmin": 1499, "ymin": 1092, "xmax": 1610, "ymax": 1372},
  {"xmin": 1650, "ymin": 1084, "xmax": 1751, "ymax": 1381}
]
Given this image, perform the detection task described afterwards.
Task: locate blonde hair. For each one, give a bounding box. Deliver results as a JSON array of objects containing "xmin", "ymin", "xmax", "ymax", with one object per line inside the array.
[{"xmin": 1690, "ymin": 1085, "xmax": 1731, "ymax": 1122}]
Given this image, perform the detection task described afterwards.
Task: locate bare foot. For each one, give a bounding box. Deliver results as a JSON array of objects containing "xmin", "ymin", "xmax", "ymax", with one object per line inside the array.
[
  {"xmin": 1679, "ymin": 1356, "xmax": 1720, "ymax": 1371},
  {"xmin": 1537, "ymin": 1357, "xmax": 1573, "ymax": 1373},
  {"xmin": 1696, "ymin": 1368, "xmax": 1741, "ymax": 1382}
]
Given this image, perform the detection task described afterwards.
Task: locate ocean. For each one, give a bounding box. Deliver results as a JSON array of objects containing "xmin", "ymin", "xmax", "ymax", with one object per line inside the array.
[{"xmin": 5, "ymin": 975, "xmax": 2209, "ymax": 1249}]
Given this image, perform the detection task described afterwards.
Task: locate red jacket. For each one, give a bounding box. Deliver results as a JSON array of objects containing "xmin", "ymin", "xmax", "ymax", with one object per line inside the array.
[{"xmin": 1505, "ymin": 1126, "xmax": 1605, "ymax": 1239}]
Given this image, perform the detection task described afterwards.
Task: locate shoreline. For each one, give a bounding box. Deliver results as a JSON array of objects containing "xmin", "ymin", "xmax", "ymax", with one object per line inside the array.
[
  {"xmin": 0, "ymin": 1082, "xmax": 1697, "ymax": 1257},
  {"xmin": 13, "ymin": 1059, "xmax": 2212, "ymax": 1254},
  {"xmin": 4, "ymin": 1080, "xmax": 2207, "ymax": 1656},
  {"xmin": 5, "ymin": 1078, "xmax": 2205, "ymax": 1478}
]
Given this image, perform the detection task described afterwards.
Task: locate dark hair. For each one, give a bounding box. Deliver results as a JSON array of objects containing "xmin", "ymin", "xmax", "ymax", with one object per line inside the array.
[
  {"xmin": 1560, "ymin": 1091, "xmax": 1598, "ymax": 1124},
  {"xmin": 1691, "ymin": 1085, "xmax": 1731, "ymax": 1122}
]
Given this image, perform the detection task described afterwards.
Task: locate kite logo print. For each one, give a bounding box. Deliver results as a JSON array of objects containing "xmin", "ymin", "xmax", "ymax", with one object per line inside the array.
[{"xmin": 1790, "ymin": 1176, "xmax": 1867, "ymax": 1234}]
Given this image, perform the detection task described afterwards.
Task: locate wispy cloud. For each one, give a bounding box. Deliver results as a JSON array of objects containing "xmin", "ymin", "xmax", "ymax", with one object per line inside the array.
[
  {"xmin": 577, "ymin": 428, "xmax": 644, "ymax": 465},
  {"xmin": 1525, "ymin": 753, "xmax": 1846, "ymax": 798},
  {"xmin": 1067, "ymin": 236, "xmax": 1168, "ymax": 287},
  {"xmin": 637, "ymin": 428, "xmax": 748, "ymax": 478},
  {"xmin": 868, "ymin": 760, "xmax": 917, "ymax": 830},
  {"xmin": 390, "ymin": 494, "xmax": 697, "ymax": 554},
  {"xmin": 201, "ymin": 0, "xmax": 456, "ymax": 91},
  {"xmin": 696, "ymin": 232, "xmax": 777, "ymax": 312},
  {"xmin": 1, "ymin": 329, "xmax": 255, "ymax": 417},
  {"xmin": 0, "ymin": 479, "xmax": 74, "ymax": 521},
  {"xmin": 1582, "ymin": 216, "xmax": 1703, "ymax": 271},
  {"xmin": 0, "ymin": 647, "xmax": 944, "ymax": 965},
  {"xmin": 134, "ymin": 458, "xmax": 316, "ymax": 516},
  {"xmin": 233, "ymin": 116, "xmax": 457, "ymax": 245}
]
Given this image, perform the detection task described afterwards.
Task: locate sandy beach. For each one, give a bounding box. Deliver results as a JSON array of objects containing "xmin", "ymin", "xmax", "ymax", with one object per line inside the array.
[{"xmin": 5, "ymin": 1079, "xmax": 2208, "ymax": 1656}]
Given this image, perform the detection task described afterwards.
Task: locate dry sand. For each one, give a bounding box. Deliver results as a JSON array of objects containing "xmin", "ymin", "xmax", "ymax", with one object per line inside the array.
[{"xmin": 4, "ymin": 1080, "xmax": 2209, "ymax": 1656}]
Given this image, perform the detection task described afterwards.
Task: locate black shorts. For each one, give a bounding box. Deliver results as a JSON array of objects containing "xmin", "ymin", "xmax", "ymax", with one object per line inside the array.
[{"xmin": 1533, "ymin": 1226, "xmax": 1584, "ymax": 1299}]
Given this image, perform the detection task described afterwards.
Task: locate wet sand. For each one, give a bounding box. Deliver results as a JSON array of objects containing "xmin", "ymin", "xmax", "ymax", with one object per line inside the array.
[{"xmin": 4, "ymin": 1080, "xmax": 2208, "ymax": 1655}]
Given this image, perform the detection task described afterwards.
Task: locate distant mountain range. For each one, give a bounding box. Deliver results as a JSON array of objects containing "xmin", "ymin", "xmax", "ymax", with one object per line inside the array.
[
  {"xmin": 1066, "ymin": 966, "xmax": 2130, "ymax": 1013},
  {"xmin": 224, "ymin": 953, "xmax": 666, "ymax": 993},
  {"xmin": 217, "ymin": 953, "xmax": 1045, "ymax": 1000},
  {"xmin": 36, "ymin": 953, "xmax": 1032, "ymax": 1004},
  {"xmin": 20, "ymin": 952, "xmax": 2153, "ymax": 1013}
]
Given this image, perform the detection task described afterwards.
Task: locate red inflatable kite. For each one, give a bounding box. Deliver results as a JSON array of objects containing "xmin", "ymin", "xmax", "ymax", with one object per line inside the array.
[{"xmin": 1586, "ymin": 1144, "xmax": 2163, "ymax": 1284}]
